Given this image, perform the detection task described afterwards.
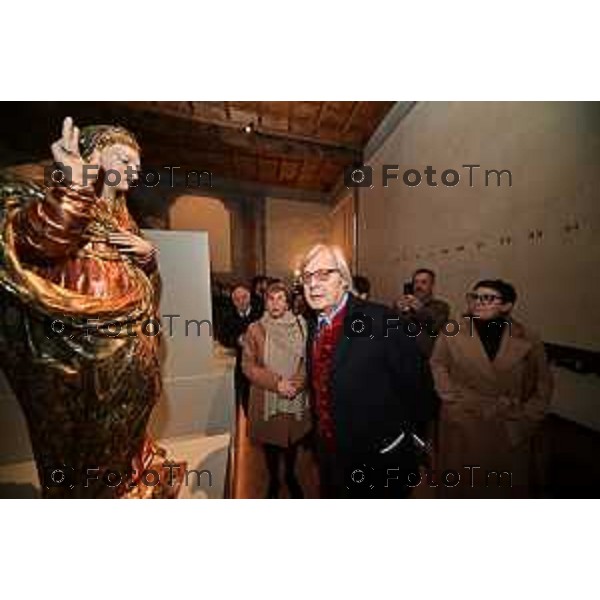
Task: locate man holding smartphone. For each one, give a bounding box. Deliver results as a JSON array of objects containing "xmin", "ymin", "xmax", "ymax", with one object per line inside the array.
[
  {"xmin": 394, "ymin": 268, "xmax": 450, "ymax": 358},
  {"xmin": 394, "ymin": 269, "xmax": 450, "ymax": 442}
]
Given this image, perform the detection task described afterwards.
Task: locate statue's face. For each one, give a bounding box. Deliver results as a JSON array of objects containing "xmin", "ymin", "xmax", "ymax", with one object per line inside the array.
[{"xmin": 91, "ymin": 143, "xmax": 141, "ymax": 191}]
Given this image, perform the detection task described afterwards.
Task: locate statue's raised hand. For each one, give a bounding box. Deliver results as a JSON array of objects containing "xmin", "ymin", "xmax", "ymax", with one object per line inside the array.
[{"xmin": 50, "ymin": 117, "xmax": 91, "ymax": 187}]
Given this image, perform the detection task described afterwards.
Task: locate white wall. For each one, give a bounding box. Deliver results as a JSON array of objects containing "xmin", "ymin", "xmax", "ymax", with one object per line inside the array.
[
  {"xmin": 143, "ymin": 230, "xmax": 234, "ymax": 441},
  {"xmin": 330, "ymin": 194, "xmax": 354, "ymax": 268},
  {"xmin": 359, "ymin": 101, "xmax": 600, "ymax": 351},
  {"xmin": 358, "ymin": 101, "xmax": 600, "ymax": 431},
  {"xmin": 265, "ymin": 198, "xmax": 331, "ymax": 280}
]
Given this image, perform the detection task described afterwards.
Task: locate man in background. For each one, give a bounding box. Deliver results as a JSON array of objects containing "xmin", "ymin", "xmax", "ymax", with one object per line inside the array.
[
  {"xmin": 251, "ymin": 275, "xmax": 269, "ymax": 316},
  {"xmin": 395, "ymin": 268, "xmax": 450, "ymax": 359},
  {"xmin": 394, "ymin": 268, "xmax": 450, "ymax": 442},
  {"xmin": 221, "ymin": 284, "xmax": 261, "ymax": 415},
  {"xmin": 352, "ymin": 275, "xmax": 371, "ymax": 301}
]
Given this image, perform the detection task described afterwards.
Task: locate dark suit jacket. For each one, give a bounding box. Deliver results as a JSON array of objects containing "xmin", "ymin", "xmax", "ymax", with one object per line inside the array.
[
  {"xmin": 407, "ymin": 296, "xmax": 451, "ymax": 358},
  {"xmin": 221, "ymin": 304, "xmax": 262, "ymax": 389},
  {"xmin": 306, "ymin": 294, "xmax": 434, "ymax": 463}
]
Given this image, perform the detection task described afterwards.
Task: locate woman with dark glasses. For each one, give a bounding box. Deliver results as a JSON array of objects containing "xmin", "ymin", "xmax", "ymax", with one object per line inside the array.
[{"xmin": 430, "ymin": 279, "xmax": 553, "ymax": 498}]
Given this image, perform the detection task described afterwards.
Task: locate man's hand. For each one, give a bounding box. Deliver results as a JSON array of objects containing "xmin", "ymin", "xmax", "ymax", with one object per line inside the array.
[{"xmin": 395, "ymin": 294, "xmax": 422, "ymax": 313}]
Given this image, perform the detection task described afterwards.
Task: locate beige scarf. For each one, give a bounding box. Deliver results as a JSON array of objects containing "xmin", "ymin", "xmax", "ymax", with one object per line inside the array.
[{"xmin": 261, "ymin": 311, "xmax": 307, "ymax": 421}]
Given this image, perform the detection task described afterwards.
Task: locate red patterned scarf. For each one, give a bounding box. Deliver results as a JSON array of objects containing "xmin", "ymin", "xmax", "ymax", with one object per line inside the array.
[{"xmin": 311, "ymin": 304, "xmax": 347, "ymax": 453}]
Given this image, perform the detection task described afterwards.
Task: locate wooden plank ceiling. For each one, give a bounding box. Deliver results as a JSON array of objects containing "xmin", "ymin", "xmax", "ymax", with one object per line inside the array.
[{"xmin": 0, "ymin": 101, "xmax": 394, "ymax": 194}]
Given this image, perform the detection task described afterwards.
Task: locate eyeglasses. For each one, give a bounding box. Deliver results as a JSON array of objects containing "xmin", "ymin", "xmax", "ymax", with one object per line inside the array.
[
  {"xmin": 466, "ymin": 292, "xmax": 503, "ymax": 304},
  {"xmin": 301, "ymin": 268, "xmax": 339, "ymax": 285}
]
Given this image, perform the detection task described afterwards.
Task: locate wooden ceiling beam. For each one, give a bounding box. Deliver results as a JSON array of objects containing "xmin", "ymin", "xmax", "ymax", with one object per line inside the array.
[
  {"xmin": 122, "ymin": 101, "xmax": 360, "ymax": 152},
  {"xmin": 138, "ymin": 124, "xmax": 357, "ymax": 163}
]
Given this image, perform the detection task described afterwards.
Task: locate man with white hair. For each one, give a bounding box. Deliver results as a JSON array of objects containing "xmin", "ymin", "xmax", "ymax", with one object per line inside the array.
[{"xmin": 301, "ymin": 244, "xmax": 432, "ymax": 498}]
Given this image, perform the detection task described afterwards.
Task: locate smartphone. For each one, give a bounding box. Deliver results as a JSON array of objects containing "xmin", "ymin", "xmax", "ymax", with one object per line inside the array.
[{"xmin": 403, "ymin": 281, "xmax": 414, "ymax": 295}]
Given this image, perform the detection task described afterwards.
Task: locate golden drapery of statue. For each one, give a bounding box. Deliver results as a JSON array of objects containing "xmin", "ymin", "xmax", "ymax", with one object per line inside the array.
[{"xmin": 0, "ymin": 118, "xmax": 183, "ymax": 498}]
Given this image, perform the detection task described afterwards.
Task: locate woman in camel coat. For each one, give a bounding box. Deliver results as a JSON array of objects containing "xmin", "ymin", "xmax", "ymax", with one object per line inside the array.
[
  {"xmin": 430, "ymin": 280, "xmax": 553, "ymax": 498},
  {"xmin": 242, "ymin": 282, "xmax": 311, "ymax": 498}
]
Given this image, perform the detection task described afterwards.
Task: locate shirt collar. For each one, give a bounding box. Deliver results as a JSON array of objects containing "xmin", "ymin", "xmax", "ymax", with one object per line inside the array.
[{"xmin": 317, "ymin": 292, "xmax": 349, "ymax": 329}]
